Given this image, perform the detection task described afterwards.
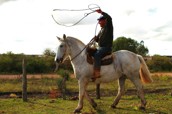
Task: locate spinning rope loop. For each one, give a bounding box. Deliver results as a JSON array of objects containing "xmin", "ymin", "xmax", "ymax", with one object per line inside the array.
[{"xmin": 52, "ymin": 4, "xmax": 100, "ymax": 27}]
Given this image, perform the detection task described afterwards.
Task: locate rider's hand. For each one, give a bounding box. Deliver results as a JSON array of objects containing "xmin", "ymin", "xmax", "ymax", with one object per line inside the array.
[
  {"xmin": 96, "ymin": 9, "xmax": 102, "ymax": 14},
  {"xmin": 93, "ymin": 36, "xmax": 98, "ymax": 41}
]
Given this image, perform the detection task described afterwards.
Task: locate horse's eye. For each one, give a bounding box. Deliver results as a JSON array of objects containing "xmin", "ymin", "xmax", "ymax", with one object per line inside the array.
[{"xmin": 60, "ymin": 45, "xmax": 63, "ymax": 48}]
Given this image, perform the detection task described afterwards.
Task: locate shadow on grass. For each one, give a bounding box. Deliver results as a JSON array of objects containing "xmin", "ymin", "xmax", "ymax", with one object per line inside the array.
[
  {"xmin": 145, "ymin": 108, "xmax": 168, "ymax": 114},
  {"xmin": 28, "ymin": 99, "xmax": 65, "ymax": 111},
  {"xmin": 96, "ymin": 109, "xmax": 106, "ymax": 114},
  {"xmin": 114, "ymin": 107, "xmax": 167, "ymax": 114},
  {"xmin": 84, "ymin": 105, "xmax": 168, "ymax": 114}
]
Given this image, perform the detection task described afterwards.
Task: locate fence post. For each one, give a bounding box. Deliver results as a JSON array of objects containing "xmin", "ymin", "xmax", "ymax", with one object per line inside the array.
[{"xmin": 22, "ymin": 58, "xmax": 27, "ymax": 102}]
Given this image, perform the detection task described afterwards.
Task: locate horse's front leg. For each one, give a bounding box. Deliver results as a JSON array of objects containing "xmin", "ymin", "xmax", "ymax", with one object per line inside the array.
[
  {"xmin": 85, "ymin": 91, "xmax": 97, "ymax": 109},
  {"xmin": 74, "ymin": 78, "xmax": 88, "ymax": 113}
]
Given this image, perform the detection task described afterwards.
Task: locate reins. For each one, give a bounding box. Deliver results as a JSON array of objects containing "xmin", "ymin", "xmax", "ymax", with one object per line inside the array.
[
  {"xmin": 70, "ymin": 21, "xmax": 99, "ymax": 61},
  {"xmin": 70, "ymin": 37, "xmax": 95, "ymax": 61}
]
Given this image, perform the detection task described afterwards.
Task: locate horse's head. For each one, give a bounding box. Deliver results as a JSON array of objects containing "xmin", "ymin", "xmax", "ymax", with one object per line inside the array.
[
  {"xmin": 54, "ymin": 34, "xmax": 69, "ymax": 71},
  {"xmin": 54, "ymin": 34, "xmax": 86, "ymax": 71}
]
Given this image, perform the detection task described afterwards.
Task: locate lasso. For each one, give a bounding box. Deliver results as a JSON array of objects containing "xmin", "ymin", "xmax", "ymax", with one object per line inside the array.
[
  {"xmin": 52, "ymin": 4, "xmax": 101, "ymax": 52},
  {"xmin": 52, "ymin": 4, "xmax": 100, "ymax": 27}
]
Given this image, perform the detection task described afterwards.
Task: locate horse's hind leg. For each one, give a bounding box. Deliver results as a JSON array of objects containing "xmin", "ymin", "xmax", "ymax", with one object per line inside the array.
[
  {"xmin": 111, "ymin": 76, "xmax": 126, "ymax": 108},
  {"xmin": 130, "ymin": 76, "xmax": 147, "ymax": 110}
]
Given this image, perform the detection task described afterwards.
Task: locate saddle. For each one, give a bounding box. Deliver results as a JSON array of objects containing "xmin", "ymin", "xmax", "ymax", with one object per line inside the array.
[{"xmin": 86, "ymin": 46, "xmax": 114, "ymax": 65}]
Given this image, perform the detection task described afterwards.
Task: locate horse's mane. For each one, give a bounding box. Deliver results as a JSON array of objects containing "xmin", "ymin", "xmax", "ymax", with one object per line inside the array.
[{"xmin": 66, "ymin": 36, "xmax": 86, "ymax": 46}]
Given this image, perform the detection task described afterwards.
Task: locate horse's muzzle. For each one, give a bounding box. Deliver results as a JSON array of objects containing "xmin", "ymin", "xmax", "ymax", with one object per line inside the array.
[
  {"xmin": 54, "ymin": 62, "xmax": 59, "ymax": 72},
  {"xmin": 54, "ymin": 58, "xmax": 63, "ymax": 72},
  {"xmin": 55, "ymin": 58, "xmax": 63, "ymax": 63}
]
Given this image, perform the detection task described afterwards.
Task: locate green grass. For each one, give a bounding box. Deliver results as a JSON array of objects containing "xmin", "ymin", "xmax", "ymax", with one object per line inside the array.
[
  {"xmin": 0, "ymin": 75, "xmax": 172, "ymax": 113},
  {"xmin": 0, "ymin": 94, "xmax": 172, "ymax": 114}
]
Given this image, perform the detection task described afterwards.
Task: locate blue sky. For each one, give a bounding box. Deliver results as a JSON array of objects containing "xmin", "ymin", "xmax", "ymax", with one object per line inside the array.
[{"xmin": 0, "ymin": 0, "xmax": 171, "ymax": 55}]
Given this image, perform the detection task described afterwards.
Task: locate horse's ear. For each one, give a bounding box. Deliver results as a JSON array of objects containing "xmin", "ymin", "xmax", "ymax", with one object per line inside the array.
[
  {"xmin": 56, "ymin": 36, "xmax": 63, "ymax": 41},
  {"xmin": 63, "ymin": 34, "xmax": 66, "ymax": 40}
]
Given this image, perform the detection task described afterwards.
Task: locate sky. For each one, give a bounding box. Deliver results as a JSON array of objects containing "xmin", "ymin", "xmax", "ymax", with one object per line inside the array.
[{"xmin": 0, "ymin": 0, "xmax": 172, "ymax": 56}]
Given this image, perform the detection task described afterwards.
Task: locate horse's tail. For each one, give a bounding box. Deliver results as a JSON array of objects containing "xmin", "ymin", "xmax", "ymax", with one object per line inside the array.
[{"xmin": 137, "ymin": 55, "xmax": 153, "ymax": 83}]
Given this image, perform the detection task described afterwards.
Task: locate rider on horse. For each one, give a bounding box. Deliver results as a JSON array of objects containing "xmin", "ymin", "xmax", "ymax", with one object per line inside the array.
[{"xmin": 92, "ymin": 9, "xmax": 114, "ymax": 80}]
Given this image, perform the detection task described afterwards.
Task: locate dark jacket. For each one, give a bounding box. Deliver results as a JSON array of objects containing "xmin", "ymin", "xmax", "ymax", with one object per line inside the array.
[{"xmin": 96, "ymin": 12, "xmax": 113, "ymax": 47}]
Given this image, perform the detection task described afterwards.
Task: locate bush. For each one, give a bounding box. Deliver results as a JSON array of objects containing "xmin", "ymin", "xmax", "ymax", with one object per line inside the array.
[
  {"xmin": 56, "ymin": 69, "xmax": 70, "ymax": 100},
  {"xmin": 146, "ymin": 55, "xmax": 172, "ymax": 72},
  {"xmin": 0, "ymin": 54, "xmax": 55, "ymax": 74}
]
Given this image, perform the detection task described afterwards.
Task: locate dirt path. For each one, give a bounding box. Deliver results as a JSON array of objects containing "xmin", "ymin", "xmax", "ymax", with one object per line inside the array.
[
  {"xmin": 0, "ymin": 72, "xmax": 171, "ymax": 80},
  {"xmin": 0, "ymin": 74, "xmax": 60, "ymax": 79},
  {"xmin": 151, "ymin": 72, "xmax": 172, "ymax": 77}
]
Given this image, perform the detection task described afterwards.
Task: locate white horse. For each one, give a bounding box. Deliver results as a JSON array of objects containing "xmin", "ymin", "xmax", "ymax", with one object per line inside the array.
[{"xmin": 55, "ymin": 34, "xmax": 153, "ymax": 113}]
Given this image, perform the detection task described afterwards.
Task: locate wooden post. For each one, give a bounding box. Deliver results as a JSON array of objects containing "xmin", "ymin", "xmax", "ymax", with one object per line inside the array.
[
  {"xmin": 62, "ymin": 77, "xmax": 66, "ymax": 100},
  {"xmin": 22, "ymin": 58, "xmax": 27, "ymax": 102},
  {"xmin": 96, "ymin": 84, "xmax": 100, "ymax": 99}
]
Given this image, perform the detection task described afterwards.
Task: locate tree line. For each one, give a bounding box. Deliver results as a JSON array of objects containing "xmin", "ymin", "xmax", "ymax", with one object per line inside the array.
[
  {"xmin": 0, "ymin": 37, "xmax": 171, "ymax": 74},
  {"xmin": 0, "ymin": 52, "xmax": 54, "ymax": 74},
  {"xmin": 0, "ymin": 49, "xmax": 72, "ymax": 74}
]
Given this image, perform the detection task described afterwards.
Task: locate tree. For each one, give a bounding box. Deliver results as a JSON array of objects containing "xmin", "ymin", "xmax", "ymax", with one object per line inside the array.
[
  {"xmin": 43, "ymin": 48, "xmax": 55, "ymax": 57},
  {"xmin": 136, "ymin": 41, "xmax": 149, "ymax": 56},
  {"xmin": 112, "ymin": 37, "xmax": 149, "ymax": 56},
  {"xmin": 112, "ymin": 36, "xmax": 138, "ymax": 53}
]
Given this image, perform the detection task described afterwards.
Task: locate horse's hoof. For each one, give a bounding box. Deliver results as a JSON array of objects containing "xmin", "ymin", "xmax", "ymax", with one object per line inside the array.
[
  {"xmin": 73, "ymin": 109, "xmax": 81, "ymax": 113},
  {"xmin": 111, "ymin": 105, "xmax": 116, "ymax": 109},
  {"xmin": 139, "ymin": 106, "xmax": 145, "ymax": 111}
]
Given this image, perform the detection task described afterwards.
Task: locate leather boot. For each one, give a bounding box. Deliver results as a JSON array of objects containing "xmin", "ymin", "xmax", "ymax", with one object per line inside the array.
[{"xmin": 91, "ymin": 68, "xmax": 101, "ymax": 81}]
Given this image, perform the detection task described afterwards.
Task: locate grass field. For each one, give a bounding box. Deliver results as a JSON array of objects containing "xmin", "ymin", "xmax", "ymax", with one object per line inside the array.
[{"xmin": 0, "ymin": 73, "xmax": 172, "ymax": 114}]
